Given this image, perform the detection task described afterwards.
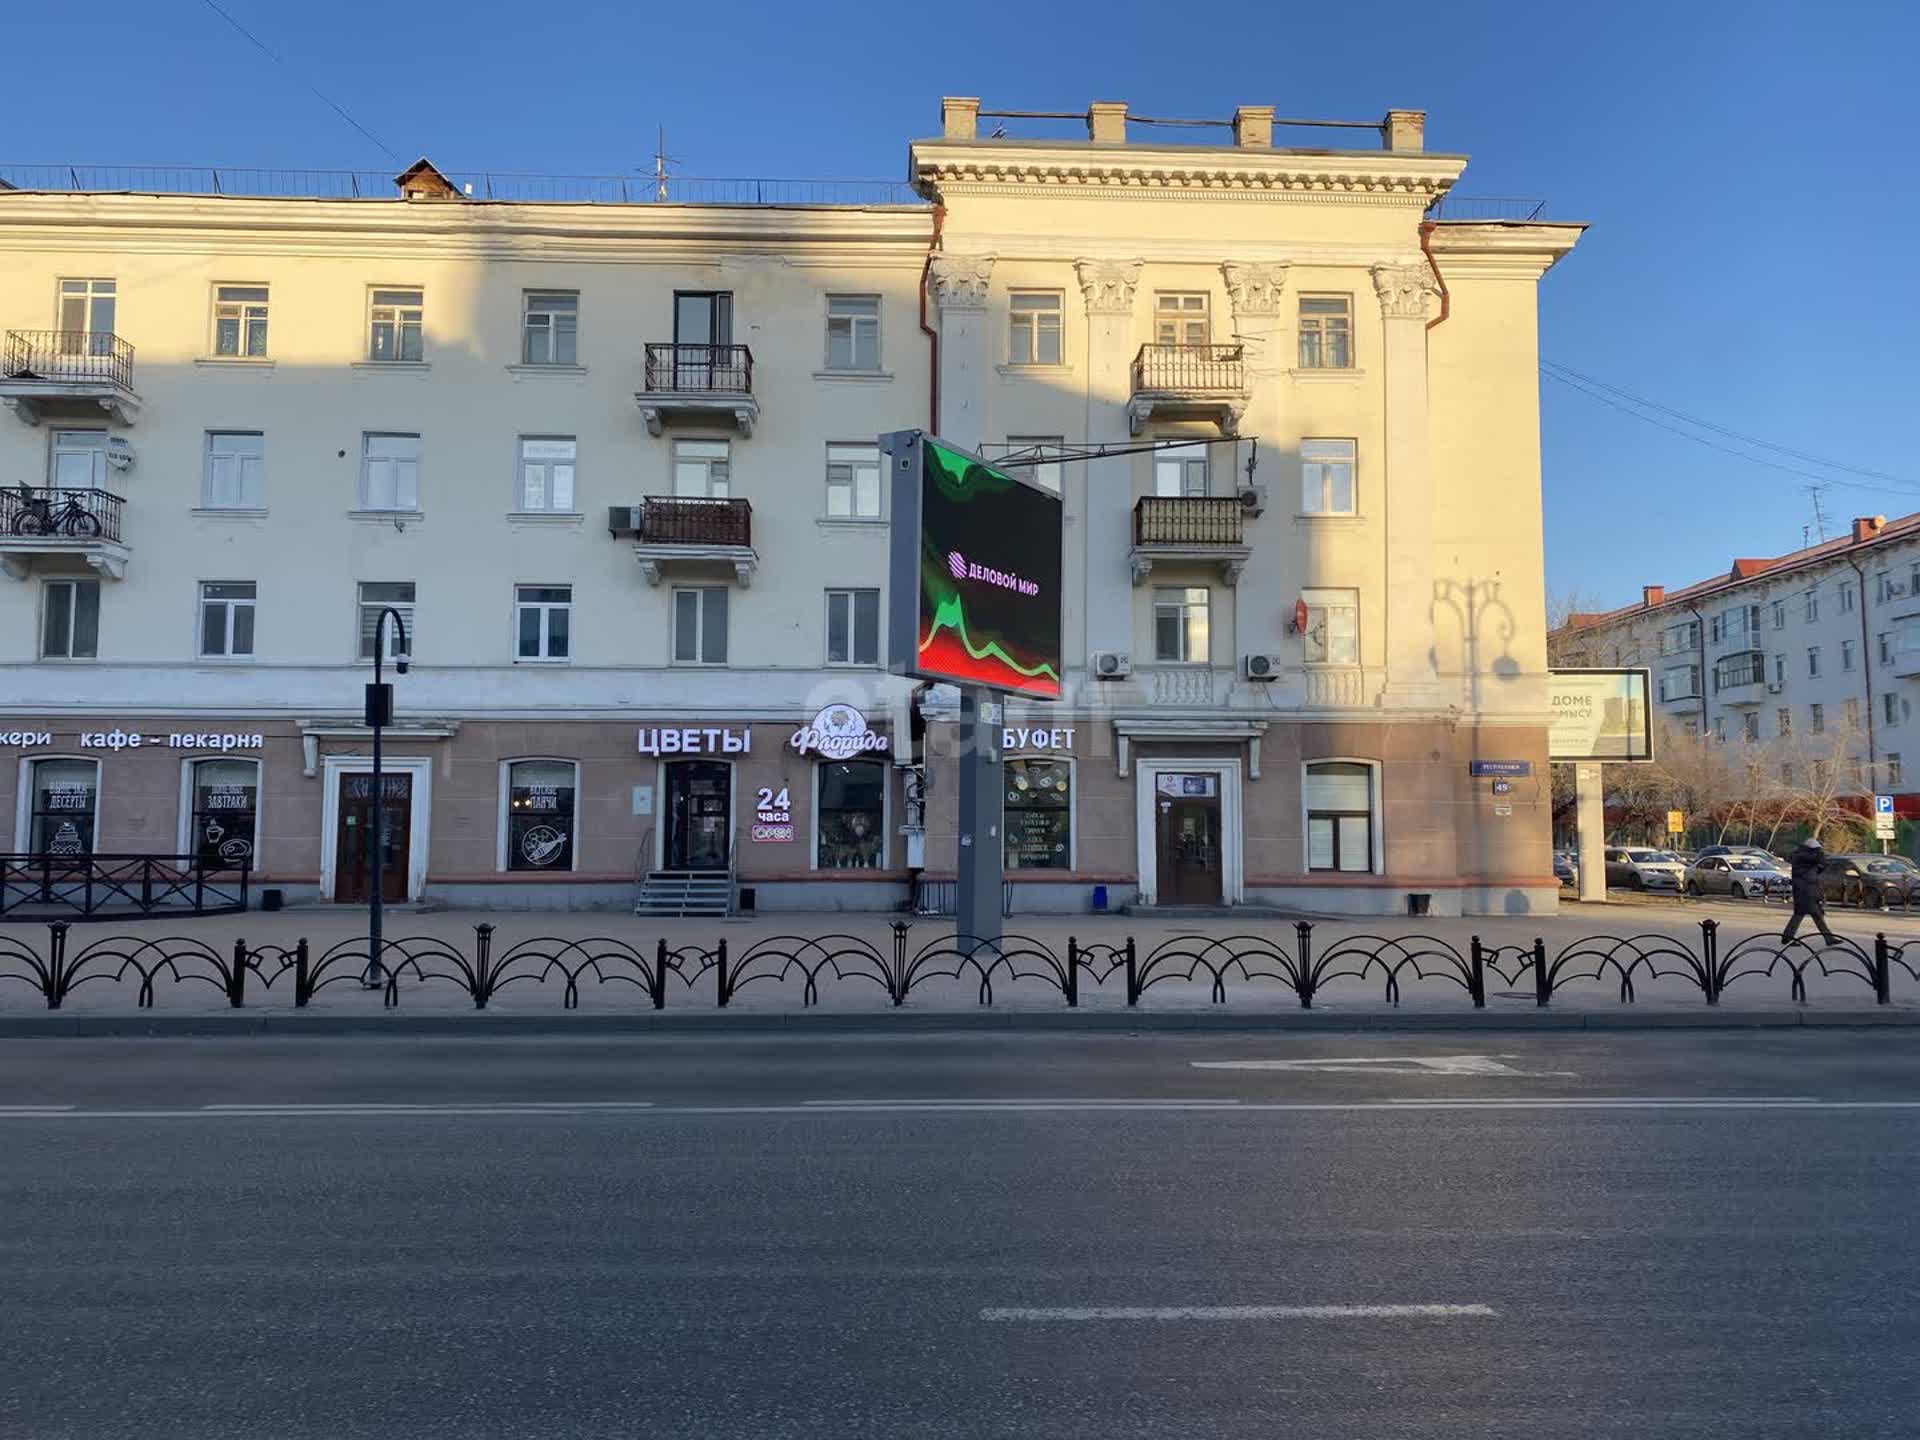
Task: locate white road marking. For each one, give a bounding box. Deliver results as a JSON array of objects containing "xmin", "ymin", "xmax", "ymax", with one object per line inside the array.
[
  {"xmin": 1385, "ymin": 1095, "xmax": 1817, "ymax": 1105},
  {"xmin": 980, "ymin": 1304, "xmax": 1498, "ymax": 1322},
  {"xmin": 0, "ymin": 1104, "xmax": 76, "ymax": 1112},
  {"xmin": 800, "ymin": 1098, "xmax": 1244, "ymax": 1108},
  {"xmin": 203, "ymin": 1101, "xmax": 656, "ymax": 1112},
  {"xmin": 1193, "ymin": 1055, "xmax": 1575, "ymax": 1077}
]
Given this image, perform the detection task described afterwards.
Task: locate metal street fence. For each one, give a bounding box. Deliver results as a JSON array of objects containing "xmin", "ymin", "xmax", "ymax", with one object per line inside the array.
[
  {"xmin": 0, "ymin": 855, "xmax": 250, "ymax": 919},
  {"xmin": 0, "ymin": 919, "xmax": 1913, "ymax": 1013}
]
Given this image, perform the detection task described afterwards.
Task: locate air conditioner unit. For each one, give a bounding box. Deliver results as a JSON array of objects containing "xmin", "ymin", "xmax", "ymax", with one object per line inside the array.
[
  {"xmin": 1237, "ymin": 484, "xmax": 1267, "ymax": 517},
  {"xmin": 1766, "ymin": 679, "xmax": 1784, "ymax": 694},
  {"xmin": 1091, "ymin": 650, "xmax": 1132, "ymax": 680},
  {"xmin": 1243, "ymin": 653, "xmax": 1283, "ymax": 681},
  {"xmin": 607, "ymin": 504, "xmax": 641, "ymax": 537}
]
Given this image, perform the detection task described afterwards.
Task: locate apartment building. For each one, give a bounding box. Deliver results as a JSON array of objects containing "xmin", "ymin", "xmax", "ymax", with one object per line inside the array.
[
  {"xmin": 0, "ymin": 98, "xmax": 1580, "ymax": 914},
  {"xmin": 1554, "ymin": 514, "xmax": 1920, "ymax": 800}
]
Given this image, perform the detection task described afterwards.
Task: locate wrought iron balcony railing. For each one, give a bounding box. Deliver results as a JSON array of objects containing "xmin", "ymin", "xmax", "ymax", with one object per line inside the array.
[
  {"xmin": 641, "ymin": 343, "xmax": 754, "ymax": 395},
  {"xmin": 3, "ymin": 330, "xmax": 136, "ymax": 390},
  {"xmin": 1133, "ymin": 495, "xmax": 1244, "ymax": 547},
  {"xmin": 1131, "ymin": 343, "xmax": 1245, "ymax": 394},
  {"xmin": 635, "ymin": 496, "xmax": 752, "ymax": 548},
  {"xmin": 2, "ymin": 486, "xmax": 123, "ymax": 543}
]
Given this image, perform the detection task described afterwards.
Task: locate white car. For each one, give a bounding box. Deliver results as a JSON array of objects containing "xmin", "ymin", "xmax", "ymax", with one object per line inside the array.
[{"xmin": 1605, "ymin": 846, "xmax": 1687, "ymax": 891}]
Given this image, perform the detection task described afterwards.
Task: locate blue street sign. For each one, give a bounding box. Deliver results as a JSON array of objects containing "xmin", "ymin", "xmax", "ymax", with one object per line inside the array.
[
  {"xmin": 1469, "ymin": 760, "xmax": 1532, "ymax": 778},
  {"xmin": 1876, "ymin": 794, "xmax": 1895, "ymax": 816}
]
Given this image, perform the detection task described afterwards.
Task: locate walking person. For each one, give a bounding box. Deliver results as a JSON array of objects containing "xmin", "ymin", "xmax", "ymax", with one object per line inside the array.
[{"xmin": 1781, "ymin": 836, "xmax": 1838, "ymax": 944}]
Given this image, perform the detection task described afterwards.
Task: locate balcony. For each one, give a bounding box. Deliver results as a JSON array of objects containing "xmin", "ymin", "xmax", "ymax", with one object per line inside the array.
[
  {"xmin": 1129, "ymin": 496, "xmax": 1250, "ymax": 586},
  {"xmin": 1126, "ymin": 344, "xmax": 1249, "ymax": 436},
  {"xmin": 634, "ymin": 344, "xmax": 758, "ymax": 436},
  {"xmin": 1713, "ymin": 650, "xmax": 1767, "ymax": 705},
  {"xmin": 611, "ymin": 496, "xmax": 756, "ymax": 586},
  {"xmin": 1, "ymin": 331, "xmax": 141, "ymax": 425},
  {"xmin": 0, "ymin": 486, "xmax": 129, "ymax": 580}
]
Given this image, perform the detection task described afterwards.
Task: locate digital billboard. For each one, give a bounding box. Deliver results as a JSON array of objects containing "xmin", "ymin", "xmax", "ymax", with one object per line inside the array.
[
  {"xmin": 884, "ymin": 432, "xmax": 1063, "ymax": 700},
  {"xmin": 1548, "ymin": 668, "xmax": 1654, "ymax": 762}
]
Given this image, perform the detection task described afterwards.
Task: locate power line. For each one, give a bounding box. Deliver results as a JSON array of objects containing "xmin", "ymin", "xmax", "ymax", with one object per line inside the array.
[
  {"xmin": 197, "ymin": 0, "xmax": 401, "ymax": 163},
  {"xmin": 1541, "ymin": 359, "xmax": 1904, "ymax": 484}
]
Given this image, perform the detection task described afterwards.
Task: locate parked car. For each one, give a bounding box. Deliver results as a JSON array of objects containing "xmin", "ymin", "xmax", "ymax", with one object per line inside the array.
[
  {"xmin": 1604, "ymin": 847, "xmax": 1687, "ymax": 891},
  {"xmin": 1553, "ymin": 850, "xmax": 1578, "ymax": 888},
  {"xmin": 1684, "ymin": 853, "xmax": 1791, "ymax": 900},
  {"xmin": 1820, "ymin": 854, "xmax": 1920, "ymax": 908},
  {"xmin": 1692, "ymin": 844, "xmax": 1780, "ymax": 864}
]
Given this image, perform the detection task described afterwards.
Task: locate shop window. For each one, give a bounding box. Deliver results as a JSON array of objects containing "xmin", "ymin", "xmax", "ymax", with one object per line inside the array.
[
  {"xmin": 1004, "ymin": 757, "xmax": 1071, "ymax": 870},
  {"xmin": 504, "ymin": 760, "xmax": 577, "ymax": 871},
  {"xmin": 817, "ymin": 759, "xmax": 884, "ymax": 869},
  {"xmin": 190, "ymin": 758, "xmax": 260, "ymax": 868},
  {"xmin": 1305, "ymin": 760, "xmax": 1375, "ymax": 873},
  {"xmin": 27, "ymin": 758, "xmax": 99, "ymax": 855}
]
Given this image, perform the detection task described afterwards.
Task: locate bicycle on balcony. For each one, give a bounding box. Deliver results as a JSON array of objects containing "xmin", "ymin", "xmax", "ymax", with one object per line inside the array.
[{"xmin": 8, "ymin": 486, "xmax": 104, "ymax": 539}]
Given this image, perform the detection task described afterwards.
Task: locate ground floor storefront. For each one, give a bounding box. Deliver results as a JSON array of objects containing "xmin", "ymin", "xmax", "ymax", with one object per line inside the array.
[{"xmin": 2, "ymin": 707, "xmax": 1556, "ymax": 916}]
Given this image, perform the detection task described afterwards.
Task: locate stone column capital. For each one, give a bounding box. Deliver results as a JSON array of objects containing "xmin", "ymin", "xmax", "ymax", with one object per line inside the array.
[
  {"xmin": 1074, "ymin": 258, "xmax": 1143, "ymax": 315},
  {"xmin": 1221, "ymin": 261, "xmax": 1290, "ymax": 318},
  {"xmin": 928, "ymin": 253, "xmax": 995, "ymax": 313},
  {"xmin": 1371, "ymin": 261, "xmax": 1438, "ymax": 320}
]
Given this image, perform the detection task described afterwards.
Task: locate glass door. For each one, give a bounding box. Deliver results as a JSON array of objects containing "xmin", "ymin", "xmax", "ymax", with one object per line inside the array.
[
  {"xmin": 666, "ymin": 761, "xmax": 731, "ymax": 869},
  {"xmin": 672, "ymin": 292, "xmax": 732, "ymax": 390}
]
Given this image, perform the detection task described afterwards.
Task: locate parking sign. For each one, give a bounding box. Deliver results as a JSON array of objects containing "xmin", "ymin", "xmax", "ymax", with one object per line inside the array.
[{"xmin": 1876, "ymin": 794, "xmax": 1896, "ymax": 839}]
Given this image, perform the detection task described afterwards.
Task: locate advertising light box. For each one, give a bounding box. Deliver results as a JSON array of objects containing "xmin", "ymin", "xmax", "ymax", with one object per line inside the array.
[
  {"xmin": 884, "ymin": 432, "xmax": 1063, "ymax": 700},
  {"xmin": 1549, "ymin": 668, "xmax": 1654, "ymax": 762}
]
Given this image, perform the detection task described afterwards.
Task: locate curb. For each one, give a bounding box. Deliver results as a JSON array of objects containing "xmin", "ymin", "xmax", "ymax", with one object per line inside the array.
[{"xmin": 3, "ymin": 1008, "xmax": 1918, "ymax": 1039}]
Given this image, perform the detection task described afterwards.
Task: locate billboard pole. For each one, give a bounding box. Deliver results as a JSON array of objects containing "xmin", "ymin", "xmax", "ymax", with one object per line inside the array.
[
  {"xmin": 956, "ymin": 687, "xmax": 1004, "ymax": 943},
  {"xmin": 1575, "ymin": 762, "xmax": 1607, "ymax": 903}
]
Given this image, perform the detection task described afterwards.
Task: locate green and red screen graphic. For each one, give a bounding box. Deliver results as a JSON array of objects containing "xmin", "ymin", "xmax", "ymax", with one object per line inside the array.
[{"xmin": 916, "ymin": 438, "xmax": 1062, "ymax": 699}]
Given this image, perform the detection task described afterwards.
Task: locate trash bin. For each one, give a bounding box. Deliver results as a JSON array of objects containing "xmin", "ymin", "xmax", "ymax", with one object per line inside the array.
[
  {"xmin": 737, "ymin": 886, "xmax": 756, "ymax": 914},
  {"xmin": 261, "ymin": 888, "xmax": 284, "ymax": 912},
  {"xmin": 1406, "ymin": 892, "xmax": 1431, "ymax": 917},
  {"xmin": 1092, "ymin": 884, "xmax": 1109, "ymax": 913}
]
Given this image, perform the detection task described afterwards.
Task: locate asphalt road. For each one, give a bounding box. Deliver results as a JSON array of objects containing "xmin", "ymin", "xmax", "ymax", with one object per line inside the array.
[{"xmin": 4, "ymin": 1031, "xmax": 1919, "ymax": 1439}]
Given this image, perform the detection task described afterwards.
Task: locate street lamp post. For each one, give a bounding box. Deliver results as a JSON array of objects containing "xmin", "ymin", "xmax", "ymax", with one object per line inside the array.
[{"xmin": 361, "ymin": 608, "xmax": 409, "ymax": 988}]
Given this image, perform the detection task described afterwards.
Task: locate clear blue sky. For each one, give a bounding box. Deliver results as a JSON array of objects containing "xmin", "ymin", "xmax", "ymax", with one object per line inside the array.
[{"xmin": 9, "ymin": 1, "xmax": 1912, "ymax": 611}]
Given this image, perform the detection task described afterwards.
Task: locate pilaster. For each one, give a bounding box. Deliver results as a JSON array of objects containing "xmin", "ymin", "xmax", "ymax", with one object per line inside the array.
[
  {"xmin": 1372, "ymin": 260, "xmax": 1441, "ymax": 705},
  {"xmin": 929, "ymin": 253, "xmax": 995, "ymax": 450},
  {"xmin": 1076, "ymin": 258, "xmax": 1143, "ymax": 662}
]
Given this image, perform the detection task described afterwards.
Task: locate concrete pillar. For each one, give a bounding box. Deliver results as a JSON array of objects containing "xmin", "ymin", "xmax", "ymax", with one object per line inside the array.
[
  {"xmin": 1088, "ymin": 102, "xmax": 1128, "ymax": 144},
  {"xmin": 927, "ymin": 254, "xmax": 995, "ymax": 451},
  {"xmin": 1383, "ymin": 109, "xmax": 1426, "ymax": 152},
  {"xmin": 1074, "ymin": 258, "xmax": 1142, "ymax": 662},
  {"xmin": 1575, "ymin": 762, "xmax": 1607, "ymax": 902},
  {"xmin": 941, "ymin": 97, "xmax": 980, "ymax": 141},
  {"xmin": 1232, "ymin": 106, "xmax": 1274, "ymax": 149},
  {"xmin": 1372, "ymin": 261, "xmax": 1440, "ymax": 705}
]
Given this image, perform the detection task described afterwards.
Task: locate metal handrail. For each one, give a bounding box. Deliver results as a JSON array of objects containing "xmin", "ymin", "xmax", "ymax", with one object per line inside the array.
[
  {"xmin": 1133, "ymin": 495, "xmax": 1244, "ymax": 546},
  {"xmin": 634, "ymin": 495, "xmax": 752, "ymax": 547},
  {"xmin": 1131, "ymin": 342, "xmax": 1245, "ymax": 393},
  {"xmin": 2, "ymin": 330, "xmax": 136, "ymax": 389},
  {"xmin": 2, "ymin": 486, "xmax": 123, "ymax": 543},
  {"xmin": 0, "ymin": 852, "xmax": 248, "ymax": 920},
  {"xmin": 641, "ymin": 343, "xmax": 754, "ymax": 395}
]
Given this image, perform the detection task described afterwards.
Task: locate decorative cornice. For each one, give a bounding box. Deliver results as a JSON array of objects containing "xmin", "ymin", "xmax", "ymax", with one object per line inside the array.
[
  {"xmin": 1371, "ymin": 261, "xmax": 1438, "ymax": 320},
  {"xmin": 1074, "ymin": 257, "xmax": 1142, "ymax": 315},
  {"xmin": 1221, "ymin": 261, "xmax": 1289, "ymax": 318},
  {"xmin": 927, "ymin": 253, "xmax": 995, "ymax": 312}
]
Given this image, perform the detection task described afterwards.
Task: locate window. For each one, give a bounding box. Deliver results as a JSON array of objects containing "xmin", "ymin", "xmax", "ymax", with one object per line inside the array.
[
  {"xmin": 1153, "ymin": 586, "xmax": 1210, "ymax": 663},
  {"xmin": 368, "ymin": 288, "xmax": 424, "ymax": 361},
  {"xmin": 1154, "ymin": 450, "xmax": 1208, "ymax": 498},
  {"xmin": 1006, "ymin": 436, "xmax": 1063, "ymax": 495},
  {"xmin": 1890, "ymin": 754, "xmax": 1904, "ymax": 788},
  {"xmin": 1709, "ymin": 614, "xmax": 1723, "ymax": 644},
  {"xmin": 1772, "ymin": 599, "xmax": 1786, "ymax": 629},
  {"xmin": 1004, "ymin": 757, "xmax": 1071, "ymax": 870},
  {"xmin": 1154, "ymin": 293, "xmax": 1209, "ymax": 347},
  {"xmin": 1300, "ymin": 439, "xmax": 1356, "ymax": 515},
  {"xmin": 58, "ymin": 278, "xmax": 116, "ymax": 339},
  {"xmin": 516, "ymin": 437, "xmax": 576, "ymax": 512},
  {"xmin": 202, "ymin": 432, "xmax": 264, "ymax": 509},
  {"xmin": 1843, "ymin": 638, "xmax": 1857, "ymax": 672},
  {"xmin": 1781, "ymin": 763, "xmax": 1795, "ymax": 785},
  {"xmin": 1743, "ymin": 712, "xmax": 1760, "ymax": 741},
  {"xmin": 824, "ymin": 443, "xmax": 881, "ymax": 518},
  {"xmin": 1846, "ymin": 698, "xmax": 1861, "ymax": 730},
  {"xmin": 359, "ymin": 433, "xmax": 420, "ymax": 511},
  {"xmin": 521, "ymin": 291, "xmax": 577, "ymax": 365},
  {"xmin": 49, "ymin": 429, "xmax": 107, "ymax": 490},
  {"xmin": 1774, "ymin": 654, "xmax": 1787, "ymax": 687},
  {"xmin": 190, "ymin": 758, "xmax": 259, "ymax": 869},
  {"xmin": 672, "ymin": 439, "xmax": 730, "ymax": 498},
  {"xmin": 1305, "ymin": 761, "xmax": 1374, "ymax": 873},
  {"xmin": 1663, "ymin": 620, "xmax": 1699, "ymax": 655},
  {"xmin": 357, "ymin": 582, "xmax": 415, "ymax": 661},
  {"xmin": 1714, "ymin": 715, "xmax": 1726, "ymax": 741},
  {"xmin": 212, "ymin": 285, "xmax": 269, "ymax": 357},
  {"xmin": 1303, "ymin": 588, "xmax": 1359, "ymax": 666},
  {"xmin": 1804, "ymin": 590, "xmax": 1819, "ymax": 622},
  {"xmin": 1719, "ymin": 604, "xmax": 1759, "ymax": 641},
  {"xmin": 672, "ymin": 586, "xmax": 727, "ymax": 665},
  {"xmin": 1007, "ymin": 291, "xmax": 1062, "ymax": 365},
  {"xmin": 825, "ymin": 588, "xmax": 880, "ymax": 666},
  {"xmin": 1876, "ymin": 572, "xmax": 1894, "ymax": 603},
  {"xmin": 1808, "ymin": 646, "xmax": 1821, "ymax": 678},
  {"xmin": 1298, "ymin": 295, "xmax": 1352, "ymax": 369},
  {"xmin": 27, "ymin": 758, "xmax": 99, "ymax": 855},
  {"xmin": 1911, "ymin": 561, "xmax": 1920, "ymax": 600},
  {"xmin": 817, "ymin": 760, "xmax": 885, "ymax": 869},
  {"xmin": 1882, "ymin": 633, "xmax": 1895, "ymax": 665},
  {"xmin": 41, "ymin": 579, "xmax": 99, "ymax": 659},
  {"xmin": 1660, "ymin": 664, "xmax": 1701, "ymax": 702},
  {"xmin": 1840, "ymin": 581, "xmax": 1857, "ymax": 613},
  {"xmin": 1777, "ymin": 707, "xmax": 1792, "ymax": 736},
  {"xmin": 504, "ymin": 760, "xmax": 576, "ymax": 871},
  {"xmin": 1887, "ymin": 692, "xmax": 1901, "ymax": 726},
  {"xmin": 199, "ymin": 582, "xmax": 256, "ymax": 659},
  {"xmin": 514, "ymin": 585, "xmax": 571, "ymax": 662},
  {"xmin": 825, "ymin": 294, "xmax": 880, "ymax": 371},
  {"xmin": 1811, "ymin": 703, "xmax": 1825, "ymax": 734}
]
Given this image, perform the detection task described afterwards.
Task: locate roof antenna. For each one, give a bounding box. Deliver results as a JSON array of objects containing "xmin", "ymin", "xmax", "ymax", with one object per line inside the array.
[
  {"xmin": 1805, "ymin": 483, "xmax": 1829, "ymax": 544},
  {"xmin": 651, "ymin": 125, "xmax": 681, "ymax": 201}
]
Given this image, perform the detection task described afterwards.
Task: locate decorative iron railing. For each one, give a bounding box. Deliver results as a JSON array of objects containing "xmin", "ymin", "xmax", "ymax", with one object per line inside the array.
[
  {"xmin": 634, "ymin": 496, "xmax": 752, "ymax": 548},
  {"xmin": 2, "ymin": 486, "xmax": 123, "ymax": 542},
  {"xmin": 1133, "ymin": 495, "xmax": 1244, "ymax": 546},
  {"xmin": 641, "ymin": 343, "xmax": 753, "ymax": 395},
  {"xmin": 0, "ymin": 855, "xmax": 249, "ymax": 920},
  {"xmin": 1131, "ymin": 343, "xmax": 1245, "ymax": 393},
  {"xmin": 2, "ymin": 918, "xmax": 1914, "ymax": 1013},
  {"xmin": 2, "ymin": 330, "xmax": 136, "ymax": 390}
]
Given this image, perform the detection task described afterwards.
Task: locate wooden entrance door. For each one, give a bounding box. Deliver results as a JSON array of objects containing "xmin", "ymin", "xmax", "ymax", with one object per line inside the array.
[
  {"xmin": 1155, "ymin": 773, "xmax": 1222, "ymax": 905},
  {"xmin": 336, "ymin": 772, "xmax": 412, "ymax": 902}
]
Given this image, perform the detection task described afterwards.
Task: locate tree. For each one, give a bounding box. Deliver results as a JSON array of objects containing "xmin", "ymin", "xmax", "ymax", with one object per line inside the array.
[{"xmin": 1775, "ymin": 722, "xmax": 1874, "ymax": 848}]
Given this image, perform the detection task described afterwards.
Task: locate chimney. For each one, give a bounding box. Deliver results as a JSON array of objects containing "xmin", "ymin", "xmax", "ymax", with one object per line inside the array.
[
  {"xmin": 1383, "ymin": 109, "xmax": 1426, "ymax": 153},
  {"xmin": 941, "ymin": 96, "xmax": 980, "ymax": 141},
  {"xmin": 1852, "ymin": 515, "xmax": 1886, "ymax": 544},
  {"xmin": 1642, "ymin": 585, "xmax": 1665, "ymax": 608},
  {"xmin": 1088, "ymin": 101, "xmax": 1128, "ymax": 144},
  {"xmin": 1232, "ymin": 105, "xmax": 1274, "ymax": 149}
]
